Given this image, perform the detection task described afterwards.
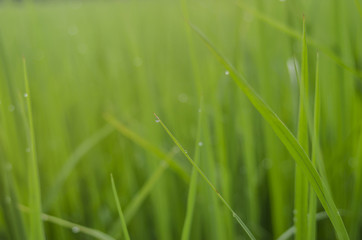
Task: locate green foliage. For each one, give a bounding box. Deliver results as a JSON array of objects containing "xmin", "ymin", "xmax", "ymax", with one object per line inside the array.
[{"xmin": 0, "ymin": 0, "xmax": 361, "ymax": 239}]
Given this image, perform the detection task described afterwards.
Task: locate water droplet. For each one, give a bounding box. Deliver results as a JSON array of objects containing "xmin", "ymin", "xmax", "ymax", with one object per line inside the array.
[
  {"xmin": 24, "ymin": 93, "xmax": 28, "ymax": 98},
  {"xmin": 155, "ymin": 119, "xmax": 160, "ymax": 123},
  {"xmin": 198, "ymin": 142, "xmax": 203, "ymax": 147},
  {"xmin": 287, "ymin": 57, "xmax": 299, "ymax": 85},
  {"xmin": 198, "ymin": 108, "xmax": 202, "ymax": 113},
  {"xmin": 225, "ymin": 70, "xmax": 229, "ymax": 75},
  {"xmin": 184, "ymin": 150, "xmax": 188, "ymax": 154},
  {"xmin": 68, "ymin": 26, "xmax": 78, "ymax": 36},
  {"xmin": 26, "ymin": 147, "xmax": 31, "ymax": 153},
  {"xmin": 8, "ymin": 105, "xmax": 15, "ymax": 112},
  {"xmin": 178, "ymin": 93, "xmax": 188, "ymax": 103},
  {"xmin": 72, "ymin": 226, "xmax": 80, "ymax": 233}
]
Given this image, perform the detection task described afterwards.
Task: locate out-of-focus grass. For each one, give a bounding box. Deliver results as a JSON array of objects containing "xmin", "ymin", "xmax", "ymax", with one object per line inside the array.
[{"xmin": 0, "ymin": 0, "xmax": 361, "ymax": 239}]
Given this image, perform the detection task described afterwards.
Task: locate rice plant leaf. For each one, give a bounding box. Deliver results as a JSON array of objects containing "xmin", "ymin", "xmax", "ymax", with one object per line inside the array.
[
  {"xmin": 154, "ymin": 113, "xmax": 256, "ymax": 240},
  {"xmin": 294, "ymin": 16, "xmax": 309, "ymax": 240},
  {"xmin": 110, "ymin": 174, "xmax": 131, "ymax": 240},
  {"xmin": 104, "ymin": 113, "xmax": 189, "ymax": 183},
  {"xmin": 236, "ymin": 2, "xmax": 362, "ymax": 81},
  {"xmin": 23, "ymin": 57, "xmax": 46, "ymax": 240},
  {"xmin": 181, "ymin": 100, "xmax": 203, "ymax": 240},
  {"xmin": 44, "ymin": 125, "xmax": 114, "ymax": 210},
  {"xmin": 189, "ymin": 23, "xmax": 350, "ymax": 240},
  {"xmin": 110, "ymin": 148, "xmax": 178, "ymax": 238},
  {"xmin": 19, "ymin": 205, "xmax": 115, "ymax": 240},
  {"xmin": 307, "ymin": 52, "xmax": 320, "ymax": 240},
  {"xmin": 277, "ymin": 211, "xmax": 331, "ymax": 240}
]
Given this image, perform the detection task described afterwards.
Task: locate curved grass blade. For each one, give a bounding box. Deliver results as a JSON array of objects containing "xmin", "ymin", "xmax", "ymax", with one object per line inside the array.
[
  {"xmin": 104, "ymin": 113, "xmax": 189, "ymax": 183},
  {"xmin": 44, "ymin": 125, "xmax": 114, "ymax": 210},
  {"xmin": 23, "ymin": 57, "xmax": 46, "ymax": 240},
  {"xmin": 189, "ymin": 24, "xmax": 349, "ymax": 240},
  {"xmin": 154, "ymin": 113, "xmax": 256, "ymax": 240},
  {"xmin": 236, "ymin": 2, "xmax": 362, "ymax": 81},
  {"xmin": 110, "ymin": 174, "xmax": 131, "ymax": 240},
  {"xmin": 19, "ymin": 205, "xmax": 115, "ymax": 240}
]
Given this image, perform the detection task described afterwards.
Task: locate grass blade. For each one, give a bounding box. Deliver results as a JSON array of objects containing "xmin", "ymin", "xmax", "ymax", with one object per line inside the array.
[
  {"xmin": 23, "ymin": 57, "xmax": 46, "ymax": 240},
  {"xmin": 236, "ymin": 2, "xmax": 362, "ymax": 81},
  {"xmin": 189, "ymin": 23, "xmax": 349, "ymax": 240},
  {"xmin": 104, "ymin": 113, "xmax": 189, "ymax": 183},
  {"xmin": 110, "ymin": 174, "xmax": 131, "ymax": 240},
  {"xmin": 44, "ymin": 125, "xmax": 114, "ymax": 210},
  {"xmin": 181, "ymin": 100, "xmax": 203, "ymax": 240},
  {"xmin": 19, "ymin": 205, "xmax": 115, "ymax": 240},
  {"xmin": 347, "ymin": 121, "xmax": 362, "ymax": 239},
  {"xmin": 294, "ymin": 16, "xmax": 309, "ymax": 240},
  {"xmin": 154, "ymin": 113, "xmax": 256, "ymax": 240},
  {"xmin": 277, "ymin": 211, "xmax": 332, "ymax": 240},
  {"xmin": 307, "ymin": 52, "xmax": 321, "ymax": 240},
  {"xmin": 109, "ymin": 148, "xmax": 178, "ymax": 238}
]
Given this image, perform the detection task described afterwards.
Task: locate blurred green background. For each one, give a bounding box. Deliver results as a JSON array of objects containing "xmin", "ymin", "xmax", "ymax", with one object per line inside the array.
[{"xmin": 0, "ymin": 0, "xmax": 361, "ymax": 239}]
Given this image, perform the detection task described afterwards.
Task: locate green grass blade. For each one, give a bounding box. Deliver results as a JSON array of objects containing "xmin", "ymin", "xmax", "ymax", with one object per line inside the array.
[
  {"xmin": 109, "ymin": 148, "xmax": 178, "ymax": 238},
  {"xmin": 236, "ymin": 2, "xmax": 362, "ymax": 81},
  {"xmin": 19, "ymin": 205, "xmax": 115, "ymax": 240},
  {"xmin": 0, "ymin": 162, "xmax": 27, "ymax": 240},
  {"xmin": 110, "ymin": 174, "xmax": 131, "ymax": 240},
  {"xmin": 294, "ymin": 16, "xmax": 309, "ymax": 240},
  {"xmin": 347, "ymin": 122, "xmax": 362, "ymax": 239},
  {"xmin": 354, "ymin": 0, "xmax": 362, "ymax": 18},
  {"xmin": 307, "ymin": 52, "xmax": 320, "ymax": 240},
  {"xmin": 44, "ymin": 125, "xmax": 114, "ymax": 210},
  {"xmin": 189, "ymin": 24, "xmax": 349, "ymax": 240},
  {"xmin": 154, "ymin": 113, "xmax": 256, "ymax": 240},
  {"xmin": 277, "ymin": 211, "xmax": 331, "ymax": 240},
  {"xmin": 23, "ymin": 57, "xmax": 46, "ymax": 240},
  {"xmin": 181, "ymin": 100, "xmax": 203, "ymax": 240},
  {"xmin": 104, "ymin": 113, "xmax": 189, "ymax": 183}
]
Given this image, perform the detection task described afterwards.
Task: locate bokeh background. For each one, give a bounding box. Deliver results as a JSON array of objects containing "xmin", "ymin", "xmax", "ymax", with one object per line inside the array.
[{"xmin": 0, "ymin": 0, "xmax": 361, "ymax": 239}]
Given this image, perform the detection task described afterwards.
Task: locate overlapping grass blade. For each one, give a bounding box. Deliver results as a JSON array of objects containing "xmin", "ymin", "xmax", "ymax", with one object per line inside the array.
[
  {"xmin": 23, "ymin": 57, "xmax": 46, "ymax": 240},
  {"xmin": 189, "ymin": 23, "xmax": 349, "ymax": 240},
  {"xmin": 236, "ymin": 2, "xmax": 362, "ymax": 81},
  {"xmin": 19, "ymin": 205, "xmax": 115, "ymax": 240},
  {"xmin": 181, "ymin": 100, "xmax": 203, "ymax": 240},
  {"xmin": 0, "ymin": 162, "xmax": 27, "ymax": 240},
  {"xmin": 110, "ymin": 174, "xmax": 131, "ymax": 240},
  {"xmin": 44, "ymin": 125, "xmax": 114, "ymax": 210},
  {"xmin": 110, "ymin": 148, "xmax": 178, "ymax": 238},
  {"xmin": 347, "ymin": 122, "xmax": 362, "ymax": 239},
  {"xmin": 307, "ymin": 52, "xmax": 320, "ymax": 240},
  {"xmin": 104, "ymin": 113, "xmax": 189, "ymax": 183},
  {"xmin": 277, "ymin": 211, "xmax": 331, "ymax": 240},
  {"xmin": 294, "ymin": 16, "xmax": 309, "ymax": 240},
  {"xmin": 154, "ymin": 113, "xmax": 256, "ymax": 240}
]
